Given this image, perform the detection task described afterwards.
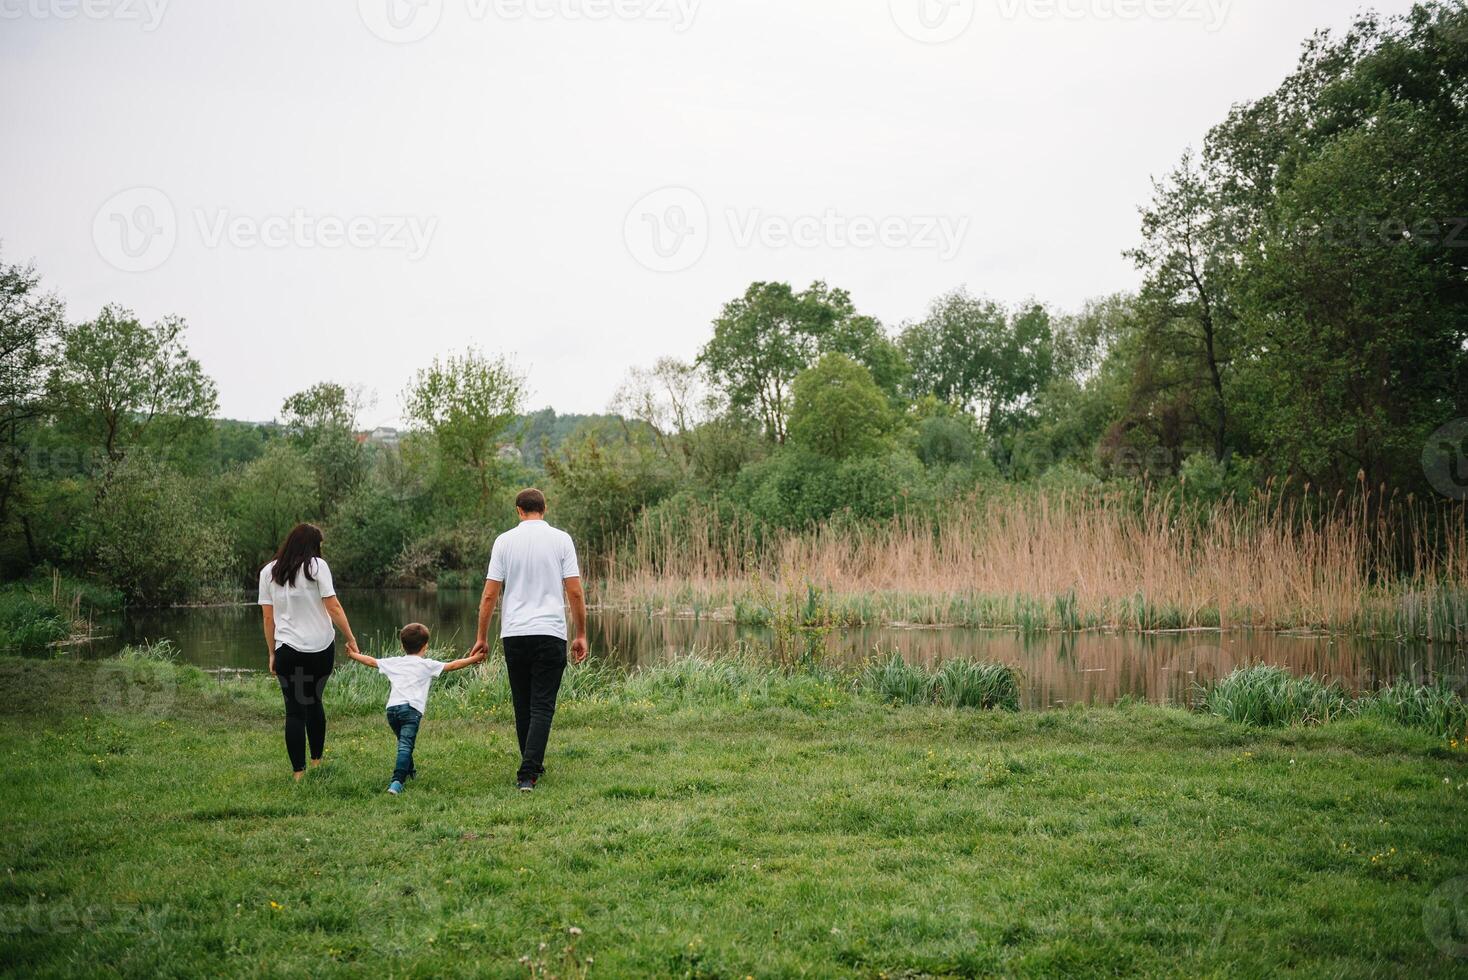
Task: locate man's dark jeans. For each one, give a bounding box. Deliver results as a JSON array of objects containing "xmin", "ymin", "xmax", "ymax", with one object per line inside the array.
[
  {"xmin": 386, "ymin": 704, "xmax": 423, "ymax": 785},
  {"xmin": 503, "ymin": 635, "xmax": 567, "ymax": 782}
]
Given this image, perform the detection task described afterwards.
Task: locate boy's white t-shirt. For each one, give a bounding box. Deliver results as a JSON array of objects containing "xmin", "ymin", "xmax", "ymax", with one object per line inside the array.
[
  {"xmin": 377, "ymin": 656, "xmax": 446, "ymax": 714},
  {"xmin": 258, "ymin": 558, "xmax": 337, "ymax": 653},
  {"xmin": 486, "ymin": 519, "xmax": 580, "ymax": 640}
]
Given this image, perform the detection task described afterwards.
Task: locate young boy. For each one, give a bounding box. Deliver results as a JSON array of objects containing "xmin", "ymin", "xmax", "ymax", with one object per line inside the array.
[{"xmin": 344, "ymin": 623, "xmax": 485, "ymax": 795}]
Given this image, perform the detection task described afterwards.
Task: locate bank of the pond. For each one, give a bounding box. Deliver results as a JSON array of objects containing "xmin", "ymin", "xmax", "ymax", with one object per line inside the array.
[
  {"xmin": 605, "ymin": 580, "xmax": 1468, "ymax": 644},
  {"xmin": 4, "ymin": 656, "xmax": 1468, "ymax": 976}
]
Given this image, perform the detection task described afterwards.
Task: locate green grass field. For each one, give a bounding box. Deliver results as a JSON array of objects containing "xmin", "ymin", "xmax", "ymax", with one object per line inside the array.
[{"xmin": 3, "ymin": 656, "xmax": 1468, "ymax": 978}]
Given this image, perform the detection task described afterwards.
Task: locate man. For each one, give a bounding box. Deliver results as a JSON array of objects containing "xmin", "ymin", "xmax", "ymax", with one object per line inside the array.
[{"xmin": 470, "ymin": 488, "xmax": 588, "ymax": 792}]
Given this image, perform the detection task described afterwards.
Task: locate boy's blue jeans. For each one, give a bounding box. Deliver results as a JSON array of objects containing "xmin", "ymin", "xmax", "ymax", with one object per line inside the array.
[{"xmin": 386, "ymin": 704, "xmax": 423, "ymax": 784}]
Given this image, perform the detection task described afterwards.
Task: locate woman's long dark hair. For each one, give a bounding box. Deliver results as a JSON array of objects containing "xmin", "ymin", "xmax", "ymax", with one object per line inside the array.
[{"xmin": 271, "ymin": 523, "xmax": 323, "ymax": 587}]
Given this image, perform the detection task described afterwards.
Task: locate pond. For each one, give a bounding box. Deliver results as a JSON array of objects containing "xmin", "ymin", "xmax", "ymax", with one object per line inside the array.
[{"xmin": 72, "ymin": 589, "xmax": 1468, "ymax": 710}]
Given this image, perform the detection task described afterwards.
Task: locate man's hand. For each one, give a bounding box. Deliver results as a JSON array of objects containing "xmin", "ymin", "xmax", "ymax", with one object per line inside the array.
[
  {"xmin": 346, "ymin": 639, "xmax": 361, "ymax": 658},
  {"xmin": 268, "ymin": 653, "xmax": 276, "ymax": 676},
  {"xmin": 469, "ymin": 639, "xmax": 490, "ymax": 661},
  {"xmin": 570, "ymin": 635, "xmax": 588, "ymax": 664}
]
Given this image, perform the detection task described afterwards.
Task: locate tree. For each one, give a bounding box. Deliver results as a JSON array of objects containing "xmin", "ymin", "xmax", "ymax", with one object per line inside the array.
[
  {"xmin": 698, "ymin": 281, "xmax": 897, "ymax": 443},
  {"xmin": 788, "ymin": 354, "xmax": 892, "ymax": 461},
  {"xmin": 0, "ymin": 254, "xmax": 64, "ymax": 543},
  {"xmin": 402, "ymin": 348, "xmax": 526, "ymax": 507},
  {"xmin": 282, "ymin": 382, "xmax": 368, "ymax": 514},
  {"xmin": 226, "ymin": 443, "xmax": 317, "ymax": 572},
  {"xmin": 900, "ymin": 290, "xmax": 1054, "ymax": 436},
  {"xmin": 1126, "ymin": 152, "xmax": 1237, "ymax": 463},
  {"xmin": 87, "ymin": 453, "xmax": 230, "ymax": 605},
  {"xmin": 610, "ymin": 357, "xmax": 709, "ymax": 468},
  {"xmin": 49, "ymin": 306, "xmax": 217, "ymax": 462},
  {"xmin": 282, "ymin": 382, "xmax": 363, "ymax": 441},
  {"xmin": 1204, "ymin": 1, "xmax": 1468, "ymax": 492}
]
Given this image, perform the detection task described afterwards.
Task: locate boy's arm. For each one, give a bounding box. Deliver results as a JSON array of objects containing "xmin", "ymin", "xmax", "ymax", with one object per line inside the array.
[
  {"xmin": 441, "ymin": 651, "xmax": 487, "ymax": 673},
  {"xmin": 344, "ymin": 646, "xmax": 379, "ymax": 670}
]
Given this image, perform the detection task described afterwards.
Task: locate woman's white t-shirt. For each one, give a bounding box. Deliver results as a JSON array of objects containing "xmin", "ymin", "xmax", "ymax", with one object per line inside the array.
[{"xmin": 258, "ymin": 558, "xmax": 337, "ymax": 653}]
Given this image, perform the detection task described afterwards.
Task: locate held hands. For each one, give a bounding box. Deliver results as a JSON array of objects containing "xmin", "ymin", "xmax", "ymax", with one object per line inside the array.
[
  {"xmin": 468, "ymin": 640, "xmax": 491, "ymax": 661},
  {"xmin": 570, "ymin": 636, "xmax": 588, "ymax": 665}
]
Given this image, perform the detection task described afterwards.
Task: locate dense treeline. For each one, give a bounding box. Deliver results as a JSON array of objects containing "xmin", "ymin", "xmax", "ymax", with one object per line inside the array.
[{"xmin": 1, "ymin": 2, "xmax": 1465, "ymax": 606}]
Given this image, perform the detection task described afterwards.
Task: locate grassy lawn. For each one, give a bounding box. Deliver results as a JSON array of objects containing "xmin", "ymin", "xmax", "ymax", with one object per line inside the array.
[{"xmin": 3, "ymin": 657, "xmax": 1468, "ymax": 978}]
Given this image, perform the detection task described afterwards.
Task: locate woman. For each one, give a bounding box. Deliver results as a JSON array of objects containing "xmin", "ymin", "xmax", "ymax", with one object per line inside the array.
[{"xmin": 259, "ymin": 523, "xmax": 359, "ymax": 780}]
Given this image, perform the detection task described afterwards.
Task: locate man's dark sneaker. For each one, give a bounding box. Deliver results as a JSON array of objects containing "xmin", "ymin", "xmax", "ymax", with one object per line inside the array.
[{"xmin": 516, "ymin": 778, "xmax": 535, "ymax": 792}]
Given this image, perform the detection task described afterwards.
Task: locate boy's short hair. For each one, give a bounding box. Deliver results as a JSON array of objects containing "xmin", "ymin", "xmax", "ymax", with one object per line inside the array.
[
  {"xmin": 515, "ymin": 488, "xmax": 547, "ymax": 514},
  {"xmin": 399, "ymin": 623, "xmax": 430, "ymax": 654}
]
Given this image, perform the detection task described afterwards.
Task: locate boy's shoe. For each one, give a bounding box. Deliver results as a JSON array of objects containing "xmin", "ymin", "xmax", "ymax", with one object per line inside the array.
[
  {"xmin": 388, "ymin": 780, "xmax": 404, "ymax": 795},
  {"xmin": 516, "ymin": 778, "xmax": 535, "ymax": 792}
]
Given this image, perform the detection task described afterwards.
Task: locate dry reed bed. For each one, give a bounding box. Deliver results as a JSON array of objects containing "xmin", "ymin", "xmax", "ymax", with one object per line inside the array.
[{"xmin": 605, "ymin": 489, "xmax": 1468, "ymax": 640}]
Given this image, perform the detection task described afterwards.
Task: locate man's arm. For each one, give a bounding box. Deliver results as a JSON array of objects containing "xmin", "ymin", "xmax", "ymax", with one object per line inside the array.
[
  {"xmin": 470, "ymin": 579, "xmax": 502, "ymax": 658},
  {"xmin": 565, "ymin": 576, "xmax": 588, "ymax": 664}
]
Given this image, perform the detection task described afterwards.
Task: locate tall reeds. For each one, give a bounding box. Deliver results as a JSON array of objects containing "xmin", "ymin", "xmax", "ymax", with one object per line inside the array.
[{"xmin": 604, "ymin": 486, "xmax": 1468, "ymax": 640}]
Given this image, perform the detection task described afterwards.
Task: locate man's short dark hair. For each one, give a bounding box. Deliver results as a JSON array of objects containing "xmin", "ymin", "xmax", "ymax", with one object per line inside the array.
[
  {"xmin": 515, "ymin": 488, "xmax": 547, "ymax": 514},
  {"xmin": 399, "ymin": 623, "xmax": 430, "ymax": 654}
]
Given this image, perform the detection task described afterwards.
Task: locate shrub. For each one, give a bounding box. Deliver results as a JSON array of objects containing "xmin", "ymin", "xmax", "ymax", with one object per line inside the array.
[
  {"xmin": 1202, "ymin": 665, "xmax": 1352, "ymax": 727},
  {"xmin": 935, "ymin": 659, "xmax": 1021, "ymax": 711},
  {"xmin": 88, "ymin": 455, "xmax": 232, "ymax": 606},
  {"xmin": 862, "ymin": 653, "xmax": 937, "ymax": 706},
  {"xmin": 1358, "ymin": 678, "xmax": 1468, "ymax": 740}
]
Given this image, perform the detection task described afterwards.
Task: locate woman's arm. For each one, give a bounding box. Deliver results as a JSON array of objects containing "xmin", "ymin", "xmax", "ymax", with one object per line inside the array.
[
  {"xmin": 262, "ymin": 606, "xmax": 277, "ymax": 674},
  {"xmin": 322, "ymin": 596, "xmax": 359, "ymax": 656}
]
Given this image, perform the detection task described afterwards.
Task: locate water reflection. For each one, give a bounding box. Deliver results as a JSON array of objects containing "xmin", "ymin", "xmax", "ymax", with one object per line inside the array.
[{"xmin": 76, "ymin": 590, "xmax": 1467, "ymax": 710}]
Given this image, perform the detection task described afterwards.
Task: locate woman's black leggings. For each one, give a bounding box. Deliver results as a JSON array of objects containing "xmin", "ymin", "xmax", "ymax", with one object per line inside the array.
[{"xmin": 275, "ymin": 644, "xmax": 334, "ymax": 772}]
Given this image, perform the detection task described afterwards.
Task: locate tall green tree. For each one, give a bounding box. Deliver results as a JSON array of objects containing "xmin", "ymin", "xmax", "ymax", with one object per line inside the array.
[
  {"xmin": 1205, "ymin": 1, "xmax": 1468, "ymax": 491},
  {"xmin": 698, "ymin": 281, "xmax": 899, "ymax": 443},
  {"xmin": 0, "ymin": 255, "xmax": 64, "ymax": 544},
  {"xmin": 402, "ymin": 349, "xmax": 526, "ymax": 507},
  {"xmin": 1127, "ymin": 152, "xmax": 1238, "ymax": 464},
  {"xmin": 281, "ymin": 382, "xmax": 367, "ymax": 514},
  {"xmin": 899, "ymin": 290, "xmax": 1054, "ymax": 438},
  {"xmin": 48, "ymin": 306, "xmax": 217, "ymax": 462}
]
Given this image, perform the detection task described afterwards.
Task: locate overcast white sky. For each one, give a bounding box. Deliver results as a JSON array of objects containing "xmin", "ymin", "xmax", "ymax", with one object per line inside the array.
[{"xmin": 0, "ymin": 0, "xmax": 1414, "ymax": 427}]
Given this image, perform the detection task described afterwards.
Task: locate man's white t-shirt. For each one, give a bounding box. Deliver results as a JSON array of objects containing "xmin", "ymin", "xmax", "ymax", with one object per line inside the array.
[
  {"xmin": 377, "ymin": 656, "xmax": 446, "ymax": 714},
  {"xmin": 258, "ymin": 558, "xmax": 337, "ymax": 653},
  {"xmin": 487, "ymin": 519, "xmax": 580, "ymax": 640}
]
